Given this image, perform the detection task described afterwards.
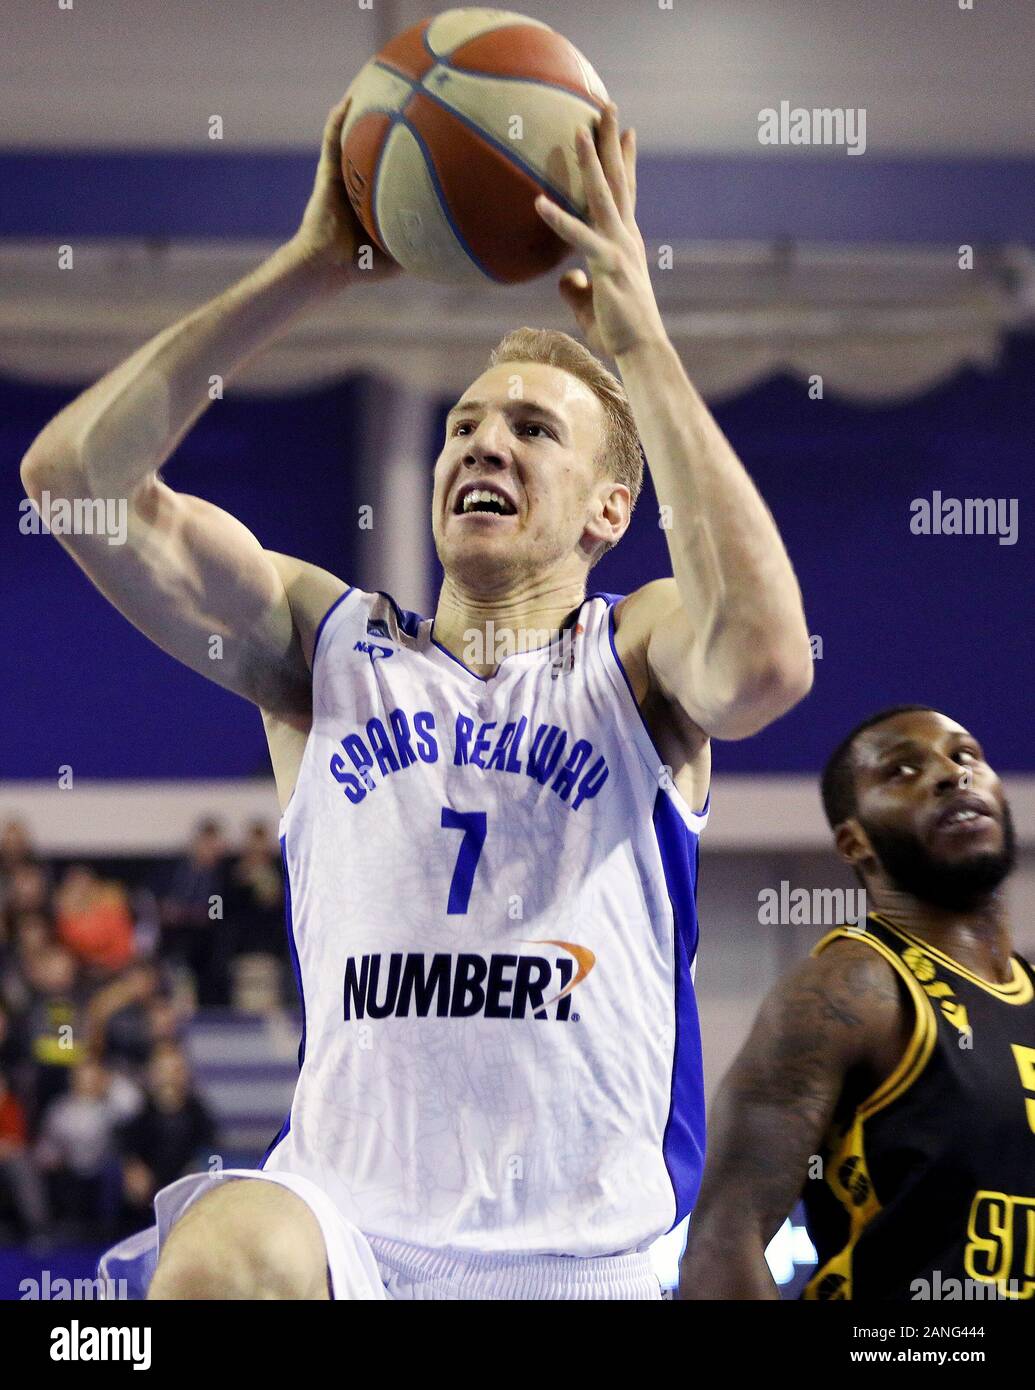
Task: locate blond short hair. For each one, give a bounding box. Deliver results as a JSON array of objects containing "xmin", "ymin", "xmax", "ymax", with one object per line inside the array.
[{"xmin": 487, "ymin": 328, "xmax": 644, "ymax": 560}]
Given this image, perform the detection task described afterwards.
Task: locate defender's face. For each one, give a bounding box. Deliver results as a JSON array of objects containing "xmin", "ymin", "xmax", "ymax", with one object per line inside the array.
[
  {"xmin": 852, "ymin": 710, "xmax": 1009, "ymax": 869},
  {"xmin": 431, "ymin": 362, "xmax": 611, "ymax": 585}
]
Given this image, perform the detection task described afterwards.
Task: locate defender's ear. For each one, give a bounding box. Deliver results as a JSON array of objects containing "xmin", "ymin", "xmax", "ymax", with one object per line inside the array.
[{"xmin": 834, "ymin": 818, "xmax": 871, "ymax": 875}]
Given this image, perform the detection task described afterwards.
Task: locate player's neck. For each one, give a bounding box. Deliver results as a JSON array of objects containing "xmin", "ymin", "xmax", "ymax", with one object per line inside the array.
[
  {"xmin": 432, "ymin": 575, "xmax": 585, "ymax": 677},
  {"xmin": 869, "ymin": 892, "xmax": 1015, "ymax": 984}
]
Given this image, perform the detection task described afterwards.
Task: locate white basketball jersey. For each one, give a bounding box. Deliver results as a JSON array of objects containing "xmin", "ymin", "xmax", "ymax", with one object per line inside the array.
[{"xmin": 263, "ymin": 586, "xmax": 708, "ymax": 1257}]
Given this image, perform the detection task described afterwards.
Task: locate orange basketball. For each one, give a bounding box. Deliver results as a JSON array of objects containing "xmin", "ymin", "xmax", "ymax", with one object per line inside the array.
[{"xmin": 340, "ymin": 8, "xmax": 609, "ymax": 284}]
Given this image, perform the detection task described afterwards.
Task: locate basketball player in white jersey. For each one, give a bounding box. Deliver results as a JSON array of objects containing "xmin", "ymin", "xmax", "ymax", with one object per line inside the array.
[{"xmin": 21, "ymin": 98, "xmax": 813, "ymax": 1299}]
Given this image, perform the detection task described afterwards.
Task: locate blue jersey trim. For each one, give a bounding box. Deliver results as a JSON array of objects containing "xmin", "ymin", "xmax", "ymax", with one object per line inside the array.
[
  {"xmin": 428, "ymin": 628, "xmax": 570, "ymax": 681},
  {"xmin": 419, "ymin": 589, "xmax": 605, "ymax": 681},
  {"xmin": 261, "ymin": 834, "xmax": 306, "ymax": 1168},
  {"xmin": 600, "ymin": 592, "xmax": 710, "ymax": 819},
  {"xmin": 653, "ymin": 789, "xmax": 707, "ymax": 1228},
  {"xmin": 374, "ymin": 589, "xmax": 426, "ymax": 641}
]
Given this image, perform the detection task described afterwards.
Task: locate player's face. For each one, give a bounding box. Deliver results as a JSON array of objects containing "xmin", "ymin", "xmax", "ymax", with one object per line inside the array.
[
  {"xmin": 431, "ymin": 362, "xmax": 617, "ymax": 587},
  {"xmin": 850, "ymin": 710, "xmax": 1015, "ymax": 908}
]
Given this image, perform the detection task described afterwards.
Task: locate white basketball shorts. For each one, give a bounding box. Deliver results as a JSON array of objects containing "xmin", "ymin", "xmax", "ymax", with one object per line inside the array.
[{"xmin": 98, "ymin": 1167, "xmax": 663, "ymax": 1300}]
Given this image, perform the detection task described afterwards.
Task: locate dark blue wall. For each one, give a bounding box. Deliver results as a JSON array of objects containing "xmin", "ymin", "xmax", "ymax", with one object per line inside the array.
[
  {"xmin": 592, "ymin": 333, "xmax": 1034, "ymax": 773},
  {"xmin": 3, "ymin": 335, "xmax": 1032, "ymax": 779},
  {"xmin": 3, "ymin": 151, "xmax": 1033, "ymax": 244},
  {"xmin": 4, "ymin": 375, "xmax": 366, "ymax": 779}
]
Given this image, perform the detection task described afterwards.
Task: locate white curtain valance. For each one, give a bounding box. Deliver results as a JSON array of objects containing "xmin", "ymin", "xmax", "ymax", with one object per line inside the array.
[{"xmin": 2, "ymin": 240, "xmax": 1030, "ymax": 403}]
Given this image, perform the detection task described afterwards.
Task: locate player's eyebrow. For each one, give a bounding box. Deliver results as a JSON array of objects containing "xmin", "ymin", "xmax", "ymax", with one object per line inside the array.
[
  {"xmin": 446, "ymin": 398, "xmax": 568, "ymax": 438},
  {"xmin": 876, "ymin": 740, "xmax": 925, "ymax": 763},
  {"xmin": 875, "ymin": 732, "xmax": 975, "ymax": 764}
]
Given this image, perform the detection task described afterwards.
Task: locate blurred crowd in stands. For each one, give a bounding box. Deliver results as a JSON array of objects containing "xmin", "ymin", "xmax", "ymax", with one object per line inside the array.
[{"xmin": 0, "ymin": 816, "xmax": 291, "ymax": 1246}]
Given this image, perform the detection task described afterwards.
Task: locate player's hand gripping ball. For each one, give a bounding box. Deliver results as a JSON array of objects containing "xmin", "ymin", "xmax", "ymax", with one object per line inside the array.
[
  {"xmin": 294, "ymin": 96, "xmax": 402, "ymax": 285},
  {"xmin": 534, "ymin": 102, "xmax": 666, "ymax": 359}
]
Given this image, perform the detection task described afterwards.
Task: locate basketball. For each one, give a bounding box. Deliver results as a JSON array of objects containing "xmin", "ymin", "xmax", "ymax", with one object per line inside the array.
[{"xmin": 339, "ymin": 8, "xmax": 609, "ymax": 284}]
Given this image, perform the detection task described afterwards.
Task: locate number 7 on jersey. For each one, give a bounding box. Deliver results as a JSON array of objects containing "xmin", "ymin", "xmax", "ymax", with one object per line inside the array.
[{"xmin": 441, "ymin": 808, "xmax": 487, "ymax": 915}]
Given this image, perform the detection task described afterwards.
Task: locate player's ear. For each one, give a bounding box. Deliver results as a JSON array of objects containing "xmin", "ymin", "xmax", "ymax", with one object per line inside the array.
[
  {"xmin": 834, "ymin": 818, "xmax": 871, "ymax": 874},
  {"xmin": 587, "ymin": 480, "xmax": 630, "ymax": 546}
]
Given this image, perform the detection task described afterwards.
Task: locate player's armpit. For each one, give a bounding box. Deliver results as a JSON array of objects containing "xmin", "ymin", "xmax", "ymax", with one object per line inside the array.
[
  {"xmin": 264, "ymin": 551, "xmax": 350, "ymax": 673},
  {"xmin": 612, "ymin": 580, "xmax": 709, "ymax": 807},
  {"xmin": 615, "ymin": 576, "xmax": 811, "ymax": 740},
  {"xmin": 612, "ymin": 578, "xmax": 689, "ymax": 707},
  {"xmin": 678, "ymin": 941, "xmax": 909, "ymax": 1300}
]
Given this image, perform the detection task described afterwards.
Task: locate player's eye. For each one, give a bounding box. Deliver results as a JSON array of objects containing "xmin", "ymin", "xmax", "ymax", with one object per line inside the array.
[
  {"xmin": 955, "ymin": 747, "xmax": 980, "ymax": 763},
  {"xmin": 451, "ymin": 419, "xmax": 551, "ymax": 439},
  {"xmin": 891, "ymin": 761, "xmax": 919, "ymax": 777}
]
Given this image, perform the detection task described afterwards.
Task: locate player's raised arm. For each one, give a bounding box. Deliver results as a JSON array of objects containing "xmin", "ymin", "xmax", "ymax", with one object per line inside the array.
[
  {"xmin": 18, "ymin": 97, "xmax": 397, "ymax": 717},
  {"xmin": 536, "ymin": 103, "xmax": 813, "ymax": 740},
  {"xmin": 678, "ymin": 940, "xmax": 909, "ymax": 1299}
]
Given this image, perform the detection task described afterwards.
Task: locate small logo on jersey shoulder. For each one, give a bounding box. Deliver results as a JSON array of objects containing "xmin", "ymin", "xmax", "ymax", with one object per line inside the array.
[
  {"xmin": 903, "ymin": 946, "xmax": 936, "ymax": 983},
  {"xmin": 353, "ymin": 639, "xmax": 393, "ymax": 662},
  {"xmin": 902, "ymin": 946, "xmax": 973, "ymax": 1039},
  {"xmin": 837, "ymin": 1155, "xmax": 872, "ymax": 1207}
]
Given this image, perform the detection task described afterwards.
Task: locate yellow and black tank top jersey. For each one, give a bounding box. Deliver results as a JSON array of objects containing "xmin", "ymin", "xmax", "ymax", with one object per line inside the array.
[{"xmin": 801, "ymin": 912, "xmax": 1035, "ymax": 1301}]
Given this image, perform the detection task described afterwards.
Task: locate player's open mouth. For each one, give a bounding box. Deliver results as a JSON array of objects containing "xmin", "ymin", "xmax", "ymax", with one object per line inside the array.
[
  {"xmin": 453, "ymin": 484, "xmax": 519, "ymax": 518},
  {"xmin": 931, "ymin": 797, "xmax": 995, "ymax": 837}
]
